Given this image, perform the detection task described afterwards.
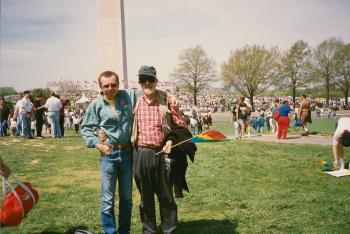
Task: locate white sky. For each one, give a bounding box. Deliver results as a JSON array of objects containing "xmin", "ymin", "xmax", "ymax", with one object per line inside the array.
[{"xmin": 1, "ymin": 0, "xmax": 350, "ymax": 91}]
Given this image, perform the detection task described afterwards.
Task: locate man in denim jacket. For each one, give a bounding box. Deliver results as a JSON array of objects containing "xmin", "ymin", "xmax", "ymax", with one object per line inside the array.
[{"xmin": 81, "ymin": 71, "xmax": 134, "ymax": 234}]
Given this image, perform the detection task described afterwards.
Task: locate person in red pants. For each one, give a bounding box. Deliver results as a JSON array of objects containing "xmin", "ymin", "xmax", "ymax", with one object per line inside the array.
[{"xmin": 277, "ymin": 100, "xmax": 291, "ymax": 140}]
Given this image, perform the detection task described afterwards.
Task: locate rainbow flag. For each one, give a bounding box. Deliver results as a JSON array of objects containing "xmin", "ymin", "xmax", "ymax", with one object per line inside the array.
[{"xmin": 191, "ymin": 130, "xmax": 230, "ymax": 143}]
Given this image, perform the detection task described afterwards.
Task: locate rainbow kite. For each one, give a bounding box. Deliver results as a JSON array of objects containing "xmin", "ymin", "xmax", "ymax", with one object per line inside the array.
[
  {"xmin": 316, "ymin": 160, "xmax": 333, "ymax": 169},
  {"xmin": 191, "ymin": 130, "xmax": 229, "ymax": 143}
]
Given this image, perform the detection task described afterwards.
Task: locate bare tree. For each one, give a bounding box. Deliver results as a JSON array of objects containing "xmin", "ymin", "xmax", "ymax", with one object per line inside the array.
[
  {"xmin": 172, "ymin": 45, "xmax": 216, "ymax": 106},
  {"xmin": 334, "ymin": 43, "xmax": 350, "ymax": 106},
  {"xmin": 313, "ymin": 38, "xmax": 343, "ymax": 106},
  {"xmin": 279, "ymin": 40, "xmax": 312, "ymax": 106},
  {"xmin": 222, "ymin": 45, "xmax": 279, "ymax": 111}
]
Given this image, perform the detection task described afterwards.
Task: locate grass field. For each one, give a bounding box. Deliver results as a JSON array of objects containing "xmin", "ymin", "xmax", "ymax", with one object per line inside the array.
[
  {"xmin": 213, "ymin": 117, "xmax": 338, "ymax": 136},
  {"xmin": 0, "ymin": 128, "xmax": 350, "ymax": 234}
]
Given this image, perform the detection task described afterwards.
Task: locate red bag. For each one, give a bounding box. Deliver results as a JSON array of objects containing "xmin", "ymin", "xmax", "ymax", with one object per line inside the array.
[
  {"xmin": 273, "ymin": 110, "xmax": 280, "ymax": 120},
  {"xmin": 0, "ymin": 176, "xmax": 39, "ymax": 226}
]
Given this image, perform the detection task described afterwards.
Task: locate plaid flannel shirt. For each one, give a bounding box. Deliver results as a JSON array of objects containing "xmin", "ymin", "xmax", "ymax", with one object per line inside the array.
[{"xmin": 136, "ymin": 92, "xmax": 186, "ymax": 147}]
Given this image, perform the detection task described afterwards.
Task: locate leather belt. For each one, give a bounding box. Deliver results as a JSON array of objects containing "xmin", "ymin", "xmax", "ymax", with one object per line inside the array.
[
  {"xmin": 138, "ymin": 145, "xmax": 163, "ymax": 152},
  {"xmin": 113, "ymin": 143, "xmax": 132, "ymax": 150}
]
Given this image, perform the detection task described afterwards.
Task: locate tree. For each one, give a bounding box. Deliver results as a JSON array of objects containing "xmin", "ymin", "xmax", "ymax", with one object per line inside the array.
[
  {"xmin": 313, "ymin": 38, "xmax": 343, "ymax": 106},
  {"xmin": 334, "ymin": 43, "xmax": 350, "ymax": 106},
  {"xmin": 172, "ymin": 45, "xmax": 216, "ymax": 106},
  {"xmin": 0, "ymin": 87, "xmax": 17, "ymax": 96},
  {"xmin": 31, "ymin": 88, "xmax": 51, "ymax": 99},
  {"xmin": 47, "ymin": 80, "xmax": 84, "ymax": 99},
  {"xmin": 279, "ymin": 40, "xmax": 312, "ymax": 106},
  {"xmin": 222, "ymin": 45, "xmax": 279, "ymax": 111}
]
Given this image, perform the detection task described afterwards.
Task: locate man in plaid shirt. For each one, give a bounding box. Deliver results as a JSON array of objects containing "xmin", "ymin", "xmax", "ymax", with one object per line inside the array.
[{"xmin": 132, "ymin": 65, "xmax": 186, "ymax": 234}]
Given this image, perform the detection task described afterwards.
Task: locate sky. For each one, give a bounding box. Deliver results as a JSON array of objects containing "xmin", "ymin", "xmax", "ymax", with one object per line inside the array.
[{"xmin": 1, "ymin": 0, "xmax": 350, "ymax": 91}]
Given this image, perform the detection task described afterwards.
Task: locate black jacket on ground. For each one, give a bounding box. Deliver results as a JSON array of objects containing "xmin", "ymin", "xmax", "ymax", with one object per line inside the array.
[{"xmin": 164, "ymin": 126, "xmax": 197, "ymax": 192}]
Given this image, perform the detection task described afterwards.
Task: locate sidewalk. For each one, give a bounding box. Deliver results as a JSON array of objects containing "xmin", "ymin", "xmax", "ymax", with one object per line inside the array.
[{"xmin": 229, "ymin": 134, "xmax": 333, "ymax": 146}]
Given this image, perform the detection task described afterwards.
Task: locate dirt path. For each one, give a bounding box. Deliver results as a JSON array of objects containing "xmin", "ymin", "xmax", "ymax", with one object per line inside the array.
[{"xmin": 232, "ymin": 134, "xmax": 333, "ymax": 146}]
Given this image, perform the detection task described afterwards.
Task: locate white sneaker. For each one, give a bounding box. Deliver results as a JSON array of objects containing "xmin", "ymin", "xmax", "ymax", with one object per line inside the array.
[{"xmin": 340, "ymin": 162, "xmax": 345, "ymax": 170}]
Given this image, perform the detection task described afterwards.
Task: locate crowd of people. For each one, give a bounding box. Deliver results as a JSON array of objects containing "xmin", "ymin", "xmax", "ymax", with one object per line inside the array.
[
  {"xmin": 229, "ymin": 95, "xmax": 313, "ymax": 140},
  {"xmin": 0, "ymin": 91, "xmax": 85, "ymax": 139}
]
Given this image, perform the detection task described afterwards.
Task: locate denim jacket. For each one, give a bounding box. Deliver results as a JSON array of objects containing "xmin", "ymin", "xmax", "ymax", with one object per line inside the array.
[{"xmin": 81, "ymin": 90, "xmax": 137, "ymax": 148}]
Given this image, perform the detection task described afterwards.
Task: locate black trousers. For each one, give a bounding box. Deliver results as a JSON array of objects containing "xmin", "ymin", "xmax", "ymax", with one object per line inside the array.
[
  {"xmin": 59, "ymin": 115, "xmax": 64, "ymax": 137},
  {"xmin": 133, "ymin": 147, "xmax": 177, "ymax": 234},
  {"xmin": 74, "ymin": 124, "xmax": 79, "ymax": 133},
  {"xmin": 35, "ymin": 116, "xmax": 43, "ymax": 137}
]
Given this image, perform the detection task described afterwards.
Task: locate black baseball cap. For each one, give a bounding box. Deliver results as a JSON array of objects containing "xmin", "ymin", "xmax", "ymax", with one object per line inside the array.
[{"xmin": 138, "ymin": 65, "xmax": 157, "ymax": 78}]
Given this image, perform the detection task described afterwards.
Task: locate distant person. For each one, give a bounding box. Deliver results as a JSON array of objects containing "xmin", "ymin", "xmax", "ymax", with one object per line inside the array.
[
  {"xmin": 332, "ymin": 109, "xmax": 337, "ymax": 120},
  {"xmin": 231, "ymin": 98, "xmax": 241, "ymax": 139},
  {"xmin": 233, "ymin": 97, "xmax": 251, "ymax": 138},
  {"xmin": 277, "ymin": 100, "xmax": 291, "ymax": 140},
  {"xmin": 14, "ymin": 93, "xmax": 24, "ymax": 136},
  {"xmin": 44, "ymin": 92, "xmax": 62, "ymax": 138},
  {"xmin": 266, "ymin": 113, "xmax": 271, "ymax": 132},
  {"xmin": 190, "ymin": 116, "xmax": 197, "ymax": 135},
  {"xmin": 0, "ymin": 99, "xmax": 10, "ymax": 137},
  {"xmin": 9, "ymin": 115, "xmax": 17, "ymax": 136},
  {"xmin": 33, "ymin": 95, "xmax": 45, "ymax": 137},
  {"xmin": 258, "ymin": 114, "xmax": 265, "ymax": 134},
  {"xmin": 55, "ymin": 95, "xmax": 70, "ymax": 137},
  {"xmin": 14, "ymin": 91, "xmax": 33, "ymax": 139},
  {"xmin": 333, "ymin": 117, "xmax": 350, "ymax": 169},
  {"xmin": 202, "ymin": 113, "xmax": 212, "ymax": 131},
  {"xmin": 250, "ymin": 116, "xmax": 258, "ymax": 134},
  {"xmin": 197, "ymin": 116, "xmax": 203, "ymax": 134},
  {"xmin": 270, "ymin": 98, "xmax": 279, "ymax": 134},
  {"xmin": 299, "ymin": 94, "xmax": 311, "ymax": 134},
  {"xmin": 31, "ymin": 117, "xmax": 36, "ymax": 136},
  {"xmin": 72, "ymin": 114, "xmax": 80, "ymax": 134}
]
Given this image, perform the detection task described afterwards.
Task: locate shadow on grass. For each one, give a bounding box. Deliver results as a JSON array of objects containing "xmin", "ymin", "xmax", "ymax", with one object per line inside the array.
[
  {"xmin": 61, "ymin": 134, "xmax": 82, "ymax": 139},
  {"xmin": 41, "ymin": 226, "xmax": 96, "ymax": 234},
  {"xmin": 176, "ymin": 219, "xmax": 238, "ymax": 234},
  {"xmin": 286, "ymin": 136, "xmax": 302, "ymax": 139}
]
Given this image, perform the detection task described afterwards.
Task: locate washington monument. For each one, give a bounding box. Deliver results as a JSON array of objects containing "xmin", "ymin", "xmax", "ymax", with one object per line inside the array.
[{"xmin": 96, "ymin": 0, "xmax": 128, "ymax": 89}]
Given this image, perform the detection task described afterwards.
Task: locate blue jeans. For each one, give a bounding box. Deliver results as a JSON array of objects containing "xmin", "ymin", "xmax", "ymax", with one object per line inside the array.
[
  {"xmin": 15, "ymin": 113, "xmax": 24, "ymax": 136},
  {"xmin": 22, "ymin": 114, "xmax": 32, "ymax": 138},
  {"xmin": 48, "ymin": 112, "xmax": 61, "ymax": 137},
  {"xmin": 100, "ymin": 148, "xmax": 133, "ymax": 234},
  {"xmin": 0, "ymin": 120, "xmax": 8, "ymax": 136}
]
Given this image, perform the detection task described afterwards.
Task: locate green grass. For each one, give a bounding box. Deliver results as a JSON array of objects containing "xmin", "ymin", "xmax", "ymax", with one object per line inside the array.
[
  {"xmin": 213, "ymin": 117, "xmax": 338, "ymax": 136},
  {"xmin": 1, "ymin": 129, "xmax": 350, "ymax": 233}
]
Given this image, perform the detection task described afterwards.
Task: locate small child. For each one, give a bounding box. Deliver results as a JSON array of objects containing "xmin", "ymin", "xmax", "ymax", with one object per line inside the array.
[
  {"xmin": 250, "ymin": 117, "xmax": 258, "ymax": 134},
  {"xmin": 72, "ymin": 115, "xmax": 80, "ymax": 134},
  {"xmin": 10, "ymin": 117, "xmax": 17, "ymax": 136},
  {"xmin": 31, "ymin": 118, "xmax": 36, "ymax": 136},
  {"xmin": 258, "ymin": 114, "xmax": 265, "ymax": 134}
]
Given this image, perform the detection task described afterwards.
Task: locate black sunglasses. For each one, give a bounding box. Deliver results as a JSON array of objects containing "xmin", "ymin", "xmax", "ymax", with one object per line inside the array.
[{"xmin": 139, "ymin": 75, "xmax": 156, "ymax": 84}]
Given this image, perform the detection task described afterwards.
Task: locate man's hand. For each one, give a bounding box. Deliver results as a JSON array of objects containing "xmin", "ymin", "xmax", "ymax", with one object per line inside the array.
[
  {"xmin": 96, "ymin": 143, "xmax": 112, "ymax": 156},
  {"xmin": 163, "ymin": 140, "xmax": 173, "ymax": 154},
  {"xmin": 98, "ymin": 129, "xmax": 108, "ymax": 142}
]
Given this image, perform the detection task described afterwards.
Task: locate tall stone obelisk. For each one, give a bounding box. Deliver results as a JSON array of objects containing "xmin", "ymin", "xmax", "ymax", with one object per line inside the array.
[{"xmin": 96, "ymin": 0, "xmax": 128, "ymax": 89}]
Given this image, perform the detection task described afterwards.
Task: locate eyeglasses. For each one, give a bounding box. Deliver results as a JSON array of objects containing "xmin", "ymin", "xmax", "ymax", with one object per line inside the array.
[
  {"xmin": 102, "ymin": 83, "xmax": 118, "ymax": 89},
  {"xmin": 139, "ymin": 75, "xmax": 156, "ymax": 84}
]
